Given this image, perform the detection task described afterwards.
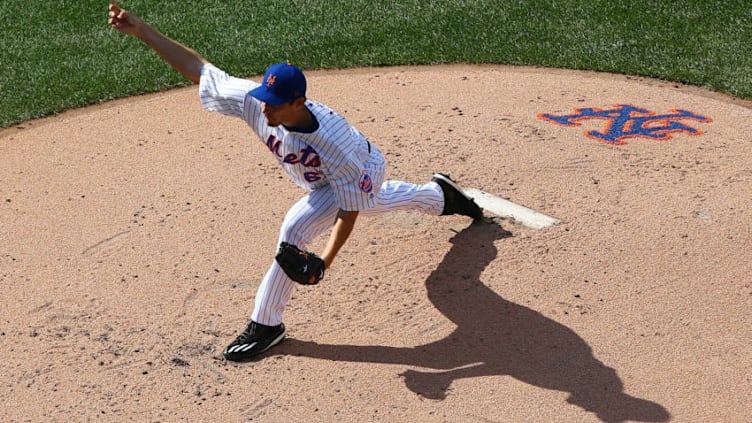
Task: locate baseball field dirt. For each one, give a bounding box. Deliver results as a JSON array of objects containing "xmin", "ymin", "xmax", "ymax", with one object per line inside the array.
[{"xmin": 1, "ymin": 65, "xmax": 750, "ymax": 422}]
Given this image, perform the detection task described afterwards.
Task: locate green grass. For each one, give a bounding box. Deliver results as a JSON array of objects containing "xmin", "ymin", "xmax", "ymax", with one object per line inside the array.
[{"xmin": 1, "ymin": 0, "xmax": 750, "ymax": 128}]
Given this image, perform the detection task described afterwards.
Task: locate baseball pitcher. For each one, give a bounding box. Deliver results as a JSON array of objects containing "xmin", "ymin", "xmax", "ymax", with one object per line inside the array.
[{"xmin": 108, "ymin": 4, "xmax": 483, "ymax": 361}]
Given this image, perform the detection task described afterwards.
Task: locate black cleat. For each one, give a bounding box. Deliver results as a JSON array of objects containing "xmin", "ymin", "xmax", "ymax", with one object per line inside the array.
[
  {"xmin": 223, "ymin": 321, "xmax": 286, "ymax": 361},
  {"xmin": 431, "ymin": 173, "xmax": 484, "ymax": 220}
]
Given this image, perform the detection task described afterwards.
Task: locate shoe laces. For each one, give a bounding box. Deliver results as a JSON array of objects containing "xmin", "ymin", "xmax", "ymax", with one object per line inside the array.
[{"xmin": 234, "ymin": 322, "xmax": 257, "ymax": 344}]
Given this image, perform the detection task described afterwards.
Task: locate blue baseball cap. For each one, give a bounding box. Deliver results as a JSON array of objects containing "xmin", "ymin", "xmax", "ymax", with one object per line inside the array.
[{"xmin": 249, "ymin": 62, "xmax": 307, "ymax": 105}]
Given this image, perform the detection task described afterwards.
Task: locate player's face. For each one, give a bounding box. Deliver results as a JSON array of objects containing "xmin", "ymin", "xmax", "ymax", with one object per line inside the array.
[{"xmin": 262, "ymin": 101, "xmax": 297, "ymax": 127}]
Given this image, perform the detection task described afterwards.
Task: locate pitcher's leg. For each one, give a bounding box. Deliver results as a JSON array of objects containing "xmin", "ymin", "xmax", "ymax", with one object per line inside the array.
[
  {"xmin": 224, "ymin": 188, "xmax": 339, "ymax": 361},
  {"xmin": 361, "ymin": 175, "xmax": 483, "ymax": 220},
  {"xmin": 251, "ymin": 187, "xmax": 340, "ymax": 326},
  {"xmin": 250, "ymin": 263, "xmax": 293, "ymax": 326},
  {"xmin": 360, "ymin": 179, "xmax": 444, "ymax": 217}
]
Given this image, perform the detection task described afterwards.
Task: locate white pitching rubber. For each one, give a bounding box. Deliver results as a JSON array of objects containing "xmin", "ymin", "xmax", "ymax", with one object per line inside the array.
[{"xmin": 464, "ymin": 189, "xmax": 562, "ymax": 230}]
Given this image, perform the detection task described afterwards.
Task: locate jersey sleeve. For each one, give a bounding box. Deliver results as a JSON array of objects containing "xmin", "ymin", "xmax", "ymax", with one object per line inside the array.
[
  {"xmin": 323, "ymin": 127, "xmax": 384, "ymax": 212},
  {"xmin": 198, "ymin": 63, "xmax": 259, "ymax": 118}
]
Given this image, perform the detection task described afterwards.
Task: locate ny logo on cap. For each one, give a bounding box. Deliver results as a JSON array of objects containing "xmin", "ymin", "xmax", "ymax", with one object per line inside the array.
[{"xmin": 266, "ymin": 75, "xmax": 277, "ymax": 87}]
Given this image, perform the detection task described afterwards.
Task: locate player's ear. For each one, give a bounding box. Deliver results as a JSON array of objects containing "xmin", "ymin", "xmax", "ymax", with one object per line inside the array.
[{"xmin": 291, "ymin": 97, "xmax": 307, "ymax": 108}]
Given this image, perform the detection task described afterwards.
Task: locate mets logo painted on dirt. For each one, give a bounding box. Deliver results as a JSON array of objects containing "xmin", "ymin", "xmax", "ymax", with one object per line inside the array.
[{"xmin": 538, "ymin": 104, "xmax": 712, "ymax": 145}]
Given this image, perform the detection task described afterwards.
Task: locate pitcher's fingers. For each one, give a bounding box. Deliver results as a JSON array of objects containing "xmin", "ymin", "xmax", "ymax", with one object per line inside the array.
[{"xmin": 108, "ymin": 4, "xmax": 124, "ymax": 17}]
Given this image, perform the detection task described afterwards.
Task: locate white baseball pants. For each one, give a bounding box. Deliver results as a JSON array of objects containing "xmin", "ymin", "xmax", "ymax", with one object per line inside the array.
[{"xmin": 250, "ymin": 179, "xmax": 444, "ymax": 326}]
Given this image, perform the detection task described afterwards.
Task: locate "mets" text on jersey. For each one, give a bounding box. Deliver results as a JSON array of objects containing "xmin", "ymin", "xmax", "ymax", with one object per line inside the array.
[{"xmin": 266, "ymin": 134, "xmax": 322, "ymax": 182}]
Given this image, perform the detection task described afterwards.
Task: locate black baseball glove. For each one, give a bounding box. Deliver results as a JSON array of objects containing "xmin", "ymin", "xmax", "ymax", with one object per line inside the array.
[{"xmin": 275, "ymin": 242, "xmax": 325, "ymax": 285}]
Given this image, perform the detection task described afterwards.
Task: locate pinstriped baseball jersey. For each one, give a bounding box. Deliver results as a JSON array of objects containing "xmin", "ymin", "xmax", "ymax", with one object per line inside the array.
[{"xmin": 199, "ymin": 63, "xmax": 384, "ymax": 211}]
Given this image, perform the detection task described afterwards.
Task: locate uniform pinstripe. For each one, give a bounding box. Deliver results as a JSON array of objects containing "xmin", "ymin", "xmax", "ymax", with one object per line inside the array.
[{"xmin": 199, "ymin": 63, "xmax": 445, "ymax": 325}]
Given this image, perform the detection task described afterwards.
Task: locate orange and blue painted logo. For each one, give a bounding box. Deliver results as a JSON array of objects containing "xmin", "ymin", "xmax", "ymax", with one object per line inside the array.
[{"xmin": 538, "ymin": 104, "xmax": 712, "ymax": 145}]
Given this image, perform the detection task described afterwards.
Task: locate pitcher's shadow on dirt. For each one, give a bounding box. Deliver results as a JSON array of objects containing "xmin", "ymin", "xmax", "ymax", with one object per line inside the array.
[{"xmin": 280, "ymin": 221, "xmax": 670, "ymax": 423}]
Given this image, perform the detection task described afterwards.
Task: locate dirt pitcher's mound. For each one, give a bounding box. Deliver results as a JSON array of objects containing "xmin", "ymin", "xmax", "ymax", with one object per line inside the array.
[{"xmin": 1, "ymin": 65, "xmax": 750, "ymax": 422}]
